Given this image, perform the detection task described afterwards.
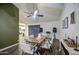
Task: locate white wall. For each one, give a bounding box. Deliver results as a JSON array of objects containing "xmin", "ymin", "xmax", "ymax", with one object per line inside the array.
[
  {"xmin": 60, "ymin": 4, "xmax": 79, "ymax": 44},
  {"xmin": 27, "ymin": 21, "xmax": 60, "ymax": 39}
]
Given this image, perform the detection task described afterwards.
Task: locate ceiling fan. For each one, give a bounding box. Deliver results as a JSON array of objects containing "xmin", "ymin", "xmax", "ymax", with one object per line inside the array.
[{"xmin": 24, "ymin": 3, "xmax": 44, "ymax": 18}]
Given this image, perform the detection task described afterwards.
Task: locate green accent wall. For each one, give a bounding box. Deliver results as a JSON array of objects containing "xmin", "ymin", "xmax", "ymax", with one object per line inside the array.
[{"xmin": 0, "ymin": 3, "xmax": 19, "ymax": 49}]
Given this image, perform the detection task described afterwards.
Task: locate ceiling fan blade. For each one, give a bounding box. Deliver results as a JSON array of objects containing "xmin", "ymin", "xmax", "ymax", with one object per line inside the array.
[
  {"xmin": 27, "ymin": 15, "xmax": 30, "ymax": 17},
  {"xmin": 24, "ymin": 11, "xmax": 33, "ymax": 17},
  {"xmin": 24, "ymin": 12, "xmax": 32, "ymax": 14},
  {"xmin": 27, "ymin": 15, "xmax": 33, "ymax": 17},
  {"xmin": 36, "ymin": 10, "xmax": 44, "ymax": 17},
  {"xmin": 37, "ymin": 14, "xmax": 44, "ymax": 17}
]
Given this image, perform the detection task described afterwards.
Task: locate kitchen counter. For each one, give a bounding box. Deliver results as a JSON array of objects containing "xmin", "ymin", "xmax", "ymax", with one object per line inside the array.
[{"xmin": 61, "ymin": 39, "xmax": 79, "ymax": 55}]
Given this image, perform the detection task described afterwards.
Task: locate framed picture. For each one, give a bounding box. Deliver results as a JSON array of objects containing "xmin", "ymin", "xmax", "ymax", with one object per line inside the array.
[
  {"xmin": 62, "ymin": 17, "xmax": 68, "ymax": 29},
  {"xmin": 71, "ymin": 11, "xmax": 75, "ymax": 24}
]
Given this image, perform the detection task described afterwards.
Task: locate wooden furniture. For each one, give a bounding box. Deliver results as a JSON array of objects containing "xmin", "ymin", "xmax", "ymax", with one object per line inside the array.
[
  {"xmin": 50, "ymin": 39, "xmax": 60, "ymax": 55},
  {"xmin": 25, "ymin": 36, "xmax": 46, "ymax": 44},
  {"xmin": 20, "ymin": 36, "xmax": 46, "ymax": 55},
  {"xmin": 40, "ymin": 39, "xmax": 61, "ymax": 55}
]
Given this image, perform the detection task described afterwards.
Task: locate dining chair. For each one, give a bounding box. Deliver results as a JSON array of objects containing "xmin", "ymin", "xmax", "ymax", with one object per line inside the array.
[
  {"xmin": 50, "ymin": 39, "xmax": 61, "ymax": 55},
  {"xmin": 30, "ymin": 44, "xmax": 40, "ymax": 55}
]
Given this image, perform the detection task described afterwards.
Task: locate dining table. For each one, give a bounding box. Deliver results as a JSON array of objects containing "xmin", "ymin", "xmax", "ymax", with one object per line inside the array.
[
  {"xmin": 25, "ymin": 36, "xmax": 46, "ymax": 44},
  {"xmin": 19, "ymin": 35, "xmax": 47, "ymax": 55}
]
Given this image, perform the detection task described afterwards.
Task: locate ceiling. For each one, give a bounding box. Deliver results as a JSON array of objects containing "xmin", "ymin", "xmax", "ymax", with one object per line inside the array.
[{"xmin": 14, "ymin": 3, "xmax": 65, "ymax": 23}]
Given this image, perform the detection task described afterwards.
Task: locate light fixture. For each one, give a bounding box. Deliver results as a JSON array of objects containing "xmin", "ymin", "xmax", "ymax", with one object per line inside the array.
[{"xmin": 33, "ymin": 10, "xmax": 38, "ymax": 19}]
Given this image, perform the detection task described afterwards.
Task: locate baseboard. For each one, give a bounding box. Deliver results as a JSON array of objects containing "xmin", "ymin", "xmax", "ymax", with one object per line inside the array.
[{"xmin": 0, "ymin": 43, "xmax": 18, "ymax": 52}]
